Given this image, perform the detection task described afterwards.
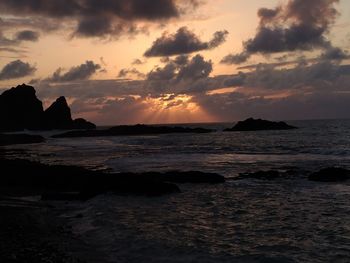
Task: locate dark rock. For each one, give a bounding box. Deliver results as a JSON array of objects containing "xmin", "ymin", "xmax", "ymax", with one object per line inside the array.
[
  {"xmin": 0, "ymin": 84, "xmax": 96, "ymax": 131},
  {"xmin": 0, "ymin": 158, "xmax": 225, "ymax": 200},
  {"xmin": 308, "ymin": 167, "xmax": 350, "ymax": 182},
  {"xmin": 225, "ymin": 118, "xmax": 297, "ymax": 132},
  {"xmin": 0, "ymin": 134, "xmax": 45, "ymax": 146},
  {"xmin": 143, "ymin": 171, "xmax": 226, "ymax": 184},
  {"xmin": 52, "ymin": 124, "xmax": 213, "ymax": 138},
  {"xmin": 0, "ymin": 158, "xmax": 180, "ymax": 199},
  {"xmin": 72, "ymin": 118, "xmax": 96, "ymax": 130},
  {"xmin": 44, "ymin": 97, "xmax": 73, "ymax": 129},
  {"xmin": 236, "ymin": 170, "xmax": 281, "ymax": 180},
  {"xmin": 0, "ymin": 84, "xmax": 44, "ymax": 131}
]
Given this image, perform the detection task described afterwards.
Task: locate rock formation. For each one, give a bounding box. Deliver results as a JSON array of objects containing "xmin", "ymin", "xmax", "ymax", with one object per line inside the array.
[
  {"xmin": 0, "ymin": 84, "xmax": 96, "ymax": 131},
  {"xmin": 0, "ymin": 84, "xmax": 44, "ymax": 131},
  {"xmin": 225, "ymin": 118, "xmax": 297, "ymax": 132}
]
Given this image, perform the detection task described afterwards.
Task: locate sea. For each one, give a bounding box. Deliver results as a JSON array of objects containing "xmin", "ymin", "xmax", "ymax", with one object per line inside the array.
[{"xmin": 4, "ymin": 119, "xmax": 350, "ymax": 262}]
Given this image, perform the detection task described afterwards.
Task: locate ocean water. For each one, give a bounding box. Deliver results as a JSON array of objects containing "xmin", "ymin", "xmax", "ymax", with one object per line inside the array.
[{"xmin": 4, "ymin": 119, "xmax": 350, "ymax": 262}]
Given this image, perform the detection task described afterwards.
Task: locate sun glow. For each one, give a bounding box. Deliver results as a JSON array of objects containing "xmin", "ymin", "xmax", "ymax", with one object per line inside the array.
[{"xmin": 141, "ymin": 94, "xmax": 215, "ymax": 124}]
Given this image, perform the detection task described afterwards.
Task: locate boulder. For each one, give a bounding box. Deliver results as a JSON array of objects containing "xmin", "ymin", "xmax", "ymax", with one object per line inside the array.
[
  {"xmin": 308, "ymin": 167, "xmax": 350, "ymax": 182},
  {"xmin": 0, "ymin": 84, "xmax": 44, "ymax": 131},
  {"xmin": 225, "ymin": 118, "xmax": 297, "ymax": 131}
]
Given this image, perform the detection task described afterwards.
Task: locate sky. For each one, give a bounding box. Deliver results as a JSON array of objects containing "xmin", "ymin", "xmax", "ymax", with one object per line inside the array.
[{"xmin": 0, "ymin": 0, "xmax": 349, "ymax": 125}]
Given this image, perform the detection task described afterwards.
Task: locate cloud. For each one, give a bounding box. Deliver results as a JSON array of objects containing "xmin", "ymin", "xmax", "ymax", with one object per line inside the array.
[
  {"xmin": 0, "ymin": 0, "xmax": 200, "ymax": 38},
  {"xmin": 320, "ymin": 46, "xmax": 349, "ymax": 60},
  {"xmin": 15, "ymin": 30, "xmax": 40, "ymax": 42},
  {"xmin": 0, "ymin": 60, "xmax": 36, "ymax": 80},
  {"xmin": 221, "ymin": 52, "xmax": 250, "ymax": 65},
  {"xmin": 147, "ymin": 54, "xmax": 212, "ymax": 81},
  {"xmin": 148, "ymin": 63, "xmax": 177, "ymax": 81},
  {"xmin": 222, "ymin": 0, "xmax": 340, "ymax": 64},
  {"xmin": 177, "ymin": 54, "xmax": 212, "ymax": 80},
  {"xmin": 118, "ymin": 68, "xmax": 145, "ymax": 79},
  {"xmin": 144, "ymin": 27, "xmax": 228, "ymax": 57},
  {"xmin": 132, "ymin": 59, "xmax": 145, "ymax": 65},
  {"xmin": 48, "ymin": 61, "xmax": 101, "ymax": 82}
]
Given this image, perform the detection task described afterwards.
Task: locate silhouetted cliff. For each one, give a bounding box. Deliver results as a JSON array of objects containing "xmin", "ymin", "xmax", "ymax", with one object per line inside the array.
[
  {"xmin": 0, "ymin": 84, "xmax": 44, "ymax": 131},
  {"xmin": 0, "ymin": 84, "xmax": 96, "ymax": 131}
]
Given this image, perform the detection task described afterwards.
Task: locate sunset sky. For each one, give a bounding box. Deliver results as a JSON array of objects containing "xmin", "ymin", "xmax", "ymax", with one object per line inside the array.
[{"xmin": 0, "ymin": 0, "xmax": 349, "ymax": 125}]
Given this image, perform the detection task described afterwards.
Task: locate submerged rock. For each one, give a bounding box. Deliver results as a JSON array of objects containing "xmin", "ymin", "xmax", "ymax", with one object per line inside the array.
[
  {"xmin": 0, "ymin": 134, "xmax": 45, "ymax": 146},
  {"xmin": 52, "ymin": 124, "xmax": 213, "ymax": 138},
  {"xmin": 225, "ymin": 118, "xmax": 297, "ymax": 132},
  {"xmin": 308, "ymin": 167, "xmax": 350, "ymax": 182}
]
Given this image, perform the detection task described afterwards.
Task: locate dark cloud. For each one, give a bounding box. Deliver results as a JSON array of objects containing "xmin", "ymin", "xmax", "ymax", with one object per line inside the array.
[
  {"xmin": 0, "ymin": 0, "xmax": 200, "ymax": 38},
  {"xmin": 118, "ymin": 68, "xmax": 145, "ymax": 79},
  {"xmin": 224, "ymin": 73, "xmax": 246, "ymax": 87},
  {"xmin": 147, "ymin": 54, "xmax": 212, "ymax": 81},
  {"xmin": 147, "ymin": 63, "xmax": 177, "ymax": 81},
  {"xmin": 15, "ymin": 30, "xmax": 40, "ymax": 42},
  {"xmin": 320, "ymin": 46, "xmax": 349, "ymax": 60},
  {"xmin": 177, "ymin": 54, "xmax": 212, "ymax": 80},
  {"xmin": 221, "ymin": 52, "xmax": 250, "ymax": 65},
  {"xmin": 173, "ymin": 55, "xmax": 189, "ymax": 66},
  {"xmin": 144, "ymin": 27, "xmax": 228, "ymax": 57},
  {"xmin": 132, "ymin": 59, "xmax": 145, "ymax": 65},
  {"xmin": 48, "ymin": 61, "xmax": 101, "ymax": 82},
  {"xmin": 222, "ymin": 0, "xmax": 340, "ymax": 64},
  {"xmin": 0, "ymin": 60, "xmax": 36, "ymax": 80}
]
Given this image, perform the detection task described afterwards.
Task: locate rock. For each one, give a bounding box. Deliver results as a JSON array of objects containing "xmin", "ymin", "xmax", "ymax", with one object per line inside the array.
[
  {"xmin": 0, "ymin": 84, "xmax": 44, "ymax": 131},
  {"xmin": 44, "ymin": 97, "xmax": 73, "ymax": 129},
  {"xmin": 72, "ymin": 118, "xmax": 96, "ymax": 130},
  {"xmin": 0, "ymin": 134, "xmax": 45, "ymax": 146},
  {"xmin": 225, "ymin": 118, "xmax": 297, "ymax": 131},
  {"xmin": 0, "ymin": 84, "xmax": 96, "ymax": 131},
  {"xmin": 308, "ymin": 167, "xmax": 350, "ymax": 182},
  {"xmin": 0, "ymin": 158, "xmax": 180, "ymax": 199},
  {"xmin": 143, "ymin": 171, "xmax": 226, "ymax": 184},
  {"xmin": 236, "ymin": 170, "xmax": 281, "ymax": 180},
  {"xmin": 0, "ymin": 158, "xmax": 226, "ymax": 200},
  {"xmin": 52, "ymin": 124, "xmax": 213, "ymax": 138}
]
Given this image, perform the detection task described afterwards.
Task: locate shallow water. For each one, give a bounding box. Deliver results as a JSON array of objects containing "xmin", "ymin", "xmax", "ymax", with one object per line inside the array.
[{"xmin": 5, "ymin": 119, "xmax": 350, "ymax": 262}]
